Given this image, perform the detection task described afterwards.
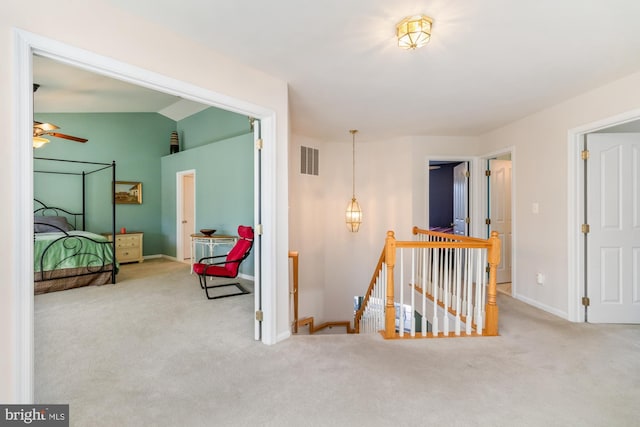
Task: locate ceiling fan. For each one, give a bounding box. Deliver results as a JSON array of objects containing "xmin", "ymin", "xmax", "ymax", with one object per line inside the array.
[{"xmin": 33, "ymin": 84, "xmax": 88, "ymax": 148}]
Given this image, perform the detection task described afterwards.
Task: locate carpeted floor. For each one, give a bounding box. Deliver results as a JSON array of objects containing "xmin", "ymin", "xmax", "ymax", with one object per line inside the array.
[{"xmin": 35, "ymin": 259, "xmax": 640, "ymax": 426}]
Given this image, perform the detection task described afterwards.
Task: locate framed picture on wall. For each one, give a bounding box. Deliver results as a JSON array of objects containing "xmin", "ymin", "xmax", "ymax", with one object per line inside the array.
[{"xmin": 114, "ymin": 181, "xmax": 142, "ymax": 204}]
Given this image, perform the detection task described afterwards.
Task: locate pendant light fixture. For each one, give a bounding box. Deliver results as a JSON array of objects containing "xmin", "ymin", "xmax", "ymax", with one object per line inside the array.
[{"xmin": 345, "ymin": 129, "xmax": 362, "ymax": 232}]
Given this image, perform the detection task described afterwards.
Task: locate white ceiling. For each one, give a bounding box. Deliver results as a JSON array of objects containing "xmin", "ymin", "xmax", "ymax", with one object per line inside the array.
[{"xmin": 35, "ymin": 0, "xmax": 640, "ymax": 140}]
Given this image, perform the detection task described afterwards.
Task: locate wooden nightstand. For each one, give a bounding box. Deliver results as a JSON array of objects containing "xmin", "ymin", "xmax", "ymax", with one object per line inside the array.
[{"xmin": 103, "ymin": 232, "xmax": 144, "ymax": 264}]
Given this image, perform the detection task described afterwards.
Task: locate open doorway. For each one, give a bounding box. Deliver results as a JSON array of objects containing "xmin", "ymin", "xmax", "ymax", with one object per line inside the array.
[
  {"xmin": 176, "ymin": 170, "xmax": 196, "ymax": 263},
  {"xmin": 15, "ymin": 30, "xmax": 281, "ymax": 402},
  {"xmin": 428, "ymin": 160, "xmax": 470, "ymax": 236},
  {"xmin": 485, "ymin": 153, "xmax": 513, "ymax": 296}
]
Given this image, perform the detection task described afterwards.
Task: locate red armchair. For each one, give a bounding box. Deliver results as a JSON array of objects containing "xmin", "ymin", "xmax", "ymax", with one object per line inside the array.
[{"xmin": 192, "ymin": 225, "xmax": 254, "ymax": 299}]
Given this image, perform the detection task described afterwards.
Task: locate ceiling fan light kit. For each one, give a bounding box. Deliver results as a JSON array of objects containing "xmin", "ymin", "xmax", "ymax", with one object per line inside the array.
[
  {"xmin": 32, "ymin": 136, "xmax": 50, "ymax": 148},
  {"xmin": 32, "ymin": 84, "xmax": 88, "ymax": 147}
]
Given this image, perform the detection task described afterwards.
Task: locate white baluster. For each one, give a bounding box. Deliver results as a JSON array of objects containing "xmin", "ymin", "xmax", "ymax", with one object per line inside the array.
[
  {"xmin": 399, "ymin": 249, "xmax": 404, "ymax": 337},
  {"xmin": 410, "ymin": 248, "xmax": 416, "ymax": 337},
  {"xmin": 465, "ymin": 249, "xmax": 474, "ymax": 335},
  {"xmin": 475, "ymin": 248, "xmax": 483, "ymax": 335},
  {"xmin": 443, "ymin": 245, "xmax": 450, "ymax": 336},
  {"xmin": 455, "ymin": 248, "xmax": 462, "ymax": 336},
  {"xmin": 432, "ymin": 246, "xmax": 439, "ymax": 336},
  {"xmin": 422, "ymin": 246, "xmax": 427, "ymax": 337}
]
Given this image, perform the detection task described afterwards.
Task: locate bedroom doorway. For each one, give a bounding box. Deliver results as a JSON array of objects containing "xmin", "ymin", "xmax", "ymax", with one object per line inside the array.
[
  {"xmin": 177, "ymin": 171, "xmax": 196, "ymax": 263},
  {"xmin": 15, "ymin": 30, "xmax": 282, "ymax": 402}
]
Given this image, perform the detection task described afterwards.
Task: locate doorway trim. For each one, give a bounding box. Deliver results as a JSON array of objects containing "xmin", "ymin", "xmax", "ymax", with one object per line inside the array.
[
  {"xmin": 478, "ymin": 147, "xmax": 516, "ymax": 295},
  {"xmin": 13, "ymin": 29, "xmax": 280, "ymax": 402},
  {"xmin": 567, "ymin": 107, "xmax": 640, "ymax": 322},
  {"xmin": 176, "ymin": 170, "xmax": 196, "ymax": 263}
]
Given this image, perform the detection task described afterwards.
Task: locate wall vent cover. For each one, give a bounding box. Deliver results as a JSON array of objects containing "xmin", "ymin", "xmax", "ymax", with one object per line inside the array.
[{"xmin": 300, "ymin": 146, "xmax": 319, "ymax": 176}]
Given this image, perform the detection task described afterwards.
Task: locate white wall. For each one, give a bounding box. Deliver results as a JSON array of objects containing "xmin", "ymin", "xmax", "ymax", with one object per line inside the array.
[
  {"xmin": 288, "ymin": 135, "xmax": 327, "ymax": 322},
  {"xmin": 479, "ymin": 70, "xmax": 640, "ymax": 317},
  {"xmin": 2, "ymin": 0, "xmax": 289, "ymax": 402}
]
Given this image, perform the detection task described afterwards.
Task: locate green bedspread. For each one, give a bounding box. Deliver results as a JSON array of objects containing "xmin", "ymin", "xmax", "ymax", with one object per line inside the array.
[{"xmin": 34, "ymin": 231, "xmax": 116, "ymax": 272}]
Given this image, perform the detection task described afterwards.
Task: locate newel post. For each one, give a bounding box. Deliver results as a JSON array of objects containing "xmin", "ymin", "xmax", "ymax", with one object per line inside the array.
[
  {"xmin": 486, "ymin": 231, "xmax": 501, "ymax": 336},
  {"xmin": 384, "ymin": 231, "xmax": 396, "ymax": 338}
]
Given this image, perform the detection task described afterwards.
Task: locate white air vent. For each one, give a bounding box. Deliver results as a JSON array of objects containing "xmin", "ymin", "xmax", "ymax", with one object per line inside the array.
[{"xmin": 301, "ymin": 146, "xmax": 319, "ymax": 176}]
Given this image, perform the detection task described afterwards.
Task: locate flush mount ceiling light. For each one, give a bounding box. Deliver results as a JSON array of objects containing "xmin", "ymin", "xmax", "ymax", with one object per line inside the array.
[
  {"xmin": 345, "ymin": 129, "xmax": 362, "ymax": 232},
  {"xmin": 396, "ymin": 15, "xmax": 433, "ymax": 50}
]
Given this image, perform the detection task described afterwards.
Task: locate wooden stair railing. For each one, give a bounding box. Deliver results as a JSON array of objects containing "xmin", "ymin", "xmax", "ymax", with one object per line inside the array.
[
  {"xmin": 354, "ymin": 227, "xmax": 501, "ymax": 338},
  {"xmin": 292, "ymin": 226, "xmax": 501, "ymax": 339},
  {"xmin": 289, "ymin": 251, "xmax": 299, "ymax": 333},
  {"xmin": 297, "ymin": 317, "xmax": 355, "ymax": 334}
]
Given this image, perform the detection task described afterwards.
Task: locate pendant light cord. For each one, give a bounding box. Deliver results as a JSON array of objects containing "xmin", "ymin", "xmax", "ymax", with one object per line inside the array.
[{"xmin": 350, "ymin": 129, "xmax": 357, "ymax": 199}]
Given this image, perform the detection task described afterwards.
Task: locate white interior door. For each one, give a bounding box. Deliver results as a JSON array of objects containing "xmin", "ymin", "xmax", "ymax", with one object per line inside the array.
[
  {"xmin": 182, "ymin": 174, "xmax": 195, "ymax": 260},
  {"xmin": 453, "ymin": 162, "xmax": 469, "ymax": 236},
  {"xmin": 586, "ymin": 134, "xmax": 640, "ymax": 323},
  {"xmin": 253, "ymin": 119, "xmax": 263, "ymax": 341},
  {"xmin": 489, "ymin": 159, "xmax": 512, "ymax": 284}
]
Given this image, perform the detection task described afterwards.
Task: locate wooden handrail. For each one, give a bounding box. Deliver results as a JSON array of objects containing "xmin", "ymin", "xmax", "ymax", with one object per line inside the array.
[
  {"xmin": 412, "ymin": 225, "xmax": 492, "ymax": 244},
  {"xmin": 288, "ymin": 251, "xmax": 299, "ymax": 333},
  {"xmin": 298, "ymin": 317, "xmax": 355, "ymax": 334}
]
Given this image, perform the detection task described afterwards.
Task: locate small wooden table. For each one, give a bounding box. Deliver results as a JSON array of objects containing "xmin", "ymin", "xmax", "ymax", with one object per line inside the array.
[{"xmin": 190, "ymin": 233, "xmax": 237, "ymax": 273}]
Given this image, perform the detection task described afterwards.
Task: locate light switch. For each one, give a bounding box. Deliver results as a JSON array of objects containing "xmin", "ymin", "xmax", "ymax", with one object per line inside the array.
[{"xmin": 532, "ymin": 202, "xmax": 539, "ymax": 214}]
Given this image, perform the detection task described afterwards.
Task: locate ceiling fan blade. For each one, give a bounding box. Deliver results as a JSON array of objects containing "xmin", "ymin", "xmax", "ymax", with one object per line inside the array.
[{"xmin": 49, "ymin": 132, "xmax": 88, "ymax": 143}]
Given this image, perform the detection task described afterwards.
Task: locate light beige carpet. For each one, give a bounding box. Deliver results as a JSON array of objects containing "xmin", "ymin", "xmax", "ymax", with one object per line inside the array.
[
  {"xmin": 35, "ymin": 259, "xmax": 640, "ymax": 426},
  {"xmin": 497, "ymin": 282, "xmax": 512, "ymax": 296}
]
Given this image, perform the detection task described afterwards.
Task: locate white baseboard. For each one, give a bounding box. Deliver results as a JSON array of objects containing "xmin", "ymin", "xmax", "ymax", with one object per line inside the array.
[
  {"xmin": 238, "ymin": 272, "xmax": 255, "ymax": 281},
  {"xmin": 514, "ymin": 293, "xmax": 569, "ymax": 320},
  {"xmin": 276, "ymin": 330, "xmax": 291, "ymax": 342}
]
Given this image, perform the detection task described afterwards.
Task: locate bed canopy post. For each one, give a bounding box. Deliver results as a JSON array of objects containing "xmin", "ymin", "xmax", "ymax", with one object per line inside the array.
[
  {"xmin": 111, "ymin": 161, "xmax": 117, "ymax": 284},
  {"xmin": 82, "ymin": 171, "xmax": 86, "ymax": 231}
]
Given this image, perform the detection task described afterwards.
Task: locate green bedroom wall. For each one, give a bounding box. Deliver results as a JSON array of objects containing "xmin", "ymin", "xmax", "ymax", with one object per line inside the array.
[
  {"xmin": 34, "ymin": 108, "xmax": 253, "ymax": 271},
  {"xmin": 160, "ymin": 132, "xmax": 255, "ymax": 275},
  {"xmin": 176, "ymin": 107, "xmax": 252, "ymax": 150},
  {"xmin": 33, "ymin": 112, "xmax": 176, "ymax": 255}
]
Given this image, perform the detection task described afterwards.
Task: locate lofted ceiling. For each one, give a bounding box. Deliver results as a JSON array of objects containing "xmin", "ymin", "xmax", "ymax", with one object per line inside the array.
[{"xmin": 35, "ymin": 0, "xmax": 640, "ymax": 140}]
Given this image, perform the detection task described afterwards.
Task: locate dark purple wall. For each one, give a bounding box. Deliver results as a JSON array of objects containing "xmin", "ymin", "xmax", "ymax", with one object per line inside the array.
[{"xmin": 429, "ymin": 163, "xmax": 458, "ymax": 228}]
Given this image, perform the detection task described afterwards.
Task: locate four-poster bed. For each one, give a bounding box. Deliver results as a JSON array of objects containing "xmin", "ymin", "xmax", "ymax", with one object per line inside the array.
[{"xmin": 33, "ymin": 157, "xmax": 118, "ymax": 294}]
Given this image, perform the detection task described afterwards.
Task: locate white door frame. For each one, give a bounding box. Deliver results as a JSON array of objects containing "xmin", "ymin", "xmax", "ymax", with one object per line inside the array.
[
  {"xmin": 13, "ymin": 29, "xmax": 280, "ymax": 402},
  {"xmin": 567, "ymin": 108, "xmax": 640, "ymax": 322},
  {"xmin": 176, "ymin": 170, "xmax": 196, "ymax": 263},
  {"xmin": 478, "ymin": 147, "xmax": 516, "ymax": 294}
]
